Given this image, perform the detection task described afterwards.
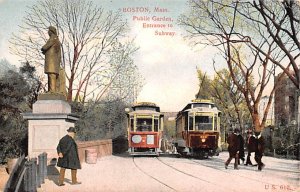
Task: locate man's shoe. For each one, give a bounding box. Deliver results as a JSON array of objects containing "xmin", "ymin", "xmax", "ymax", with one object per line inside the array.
[
  {"xmin": 58, "ymin": 183, "xmax": 65, "ymax": 186},
  {"xmin": 72, "ymin": 181, "xmax": 82, "ymax": 185},
  {"xmin": 225, "ymin": 163, "xmax": 228, "ymax": 169}
]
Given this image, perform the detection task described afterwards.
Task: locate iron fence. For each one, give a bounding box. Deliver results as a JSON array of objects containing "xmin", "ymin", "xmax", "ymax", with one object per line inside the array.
[{"xmin": 4, "ymin": 152, "xmax": 48, "ymax": 192}]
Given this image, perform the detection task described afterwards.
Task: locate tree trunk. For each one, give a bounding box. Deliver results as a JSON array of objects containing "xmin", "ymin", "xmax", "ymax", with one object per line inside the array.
[
  {"xmin": 253, "ymin": 113, "xmax": 262, "ymax": 132},
  {"xmin": 67, "ymin": 76, "xmax": 74, "ymax": 102}
]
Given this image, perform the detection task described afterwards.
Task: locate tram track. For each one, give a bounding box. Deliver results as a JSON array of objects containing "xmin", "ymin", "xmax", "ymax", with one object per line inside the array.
[
  {"xmin": 156, "ymin": 157, "xmax": 214, "ymax": 184},
  {"xmin": 156, "ymin": 157, "xmax": 237, "ymax": 192},
  {"xmin": 132, "ymin": 157, "xmax": 177, "ymax": 191}
]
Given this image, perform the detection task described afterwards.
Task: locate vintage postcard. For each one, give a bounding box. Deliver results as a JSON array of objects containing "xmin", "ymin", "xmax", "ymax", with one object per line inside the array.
[{"xmin": 0, "ymin": 0, "xmax": 299, "ymax": 192}]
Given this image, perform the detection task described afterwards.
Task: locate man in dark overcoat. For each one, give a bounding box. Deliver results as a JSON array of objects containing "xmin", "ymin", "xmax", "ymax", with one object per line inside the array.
[
  {"xmin": 57, "ymin": 127, "xmax": 81, "ymax": 186},
  {"xmin": 254, "ymin": 132, "xmax": 265, "ymax": 171},
  {"xmin": 245, "ymin": 130, "xmax": 256, "ymax": 166},
  {"xmin": 41, "ymin": 26, "xmax": 61, "ymax": 93},
  {"xmin": 225, "ymin": 128, "xmax": 240, "ymax": 170},
  {"xmin": 236, "ymin": 129, "xmax": 245, "ymax": 165}
]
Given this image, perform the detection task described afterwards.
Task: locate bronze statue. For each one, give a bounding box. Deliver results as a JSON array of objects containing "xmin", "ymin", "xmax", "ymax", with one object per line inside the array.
[{"xmin": 41, "ymin": 26, "xmax": 61, "ymax": 93}]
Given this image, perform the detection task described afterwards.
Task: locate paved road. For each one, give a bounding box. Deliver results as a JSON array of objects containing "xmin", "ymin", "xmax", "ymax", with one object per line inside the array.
[{"xmin": 40, "ymin": 152, "xmax": 299, "ymax": 192}]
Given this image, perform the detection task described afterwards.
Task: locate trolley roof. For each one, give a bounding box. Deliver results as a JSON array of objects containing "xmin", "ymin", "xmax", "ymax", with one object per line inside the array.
[
  {"xmin": 128, "ymin": 110, "xmax": 162, "ymax": 116},
  {"xmin": 131, "ymin": 102, "xmax": 160, "ymax": 112},
  {"xmin": 190, "ymin": 99, "xmax": 214, "ymax": 104},
  {"xmin": 179, "ymin": 99, "xmax": 219, "ymax": 113}
]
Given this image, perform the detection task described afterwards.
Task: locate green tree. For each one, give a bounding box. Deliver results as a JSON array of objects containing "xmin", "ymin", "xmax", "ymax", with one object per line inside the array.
[
  {"xmin": 0, "ymin": 61, "xmax": 41, "ymax": 162},
  {"xmin": 73, "ymin": 100, "xmax": 128, "ymax": 141},
  {"xmin": 195, "ymin": 69, "xmax": 212, "ymax": 100}
]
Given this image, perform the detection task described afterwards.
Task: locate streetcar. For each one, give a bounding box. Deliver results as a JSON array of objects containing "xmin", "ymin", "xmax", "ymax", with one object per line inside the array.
[
  {"xmin": 127, "ymin": 102, "xmax": 164, "ymax": 156},
  {"xmin": 174, "ymin": 99, "xmax": 221, "ymax": 158}
]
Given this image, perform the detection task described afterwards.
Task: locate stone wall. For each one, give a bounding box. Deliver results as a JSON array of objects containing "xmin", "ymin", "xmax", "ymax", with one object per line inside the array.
[{"xmin": 77, "ymin": 139, "xmax": 112, "ymax": 163}]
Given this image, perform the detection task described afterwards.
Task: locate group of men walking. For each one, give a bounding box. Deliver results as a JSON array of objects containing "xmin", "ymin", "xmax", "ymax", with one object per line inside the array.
[{"xmin": 225, "ymin": 128, "xmax": 265, "ymax": 171}]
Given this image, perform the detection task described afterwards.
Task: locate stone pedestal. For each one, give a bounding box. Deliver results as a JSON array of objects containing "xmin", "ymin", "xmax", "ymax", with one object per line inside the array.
[{"xmin": 23, "ymin": 100, "xmax": 78, "ymax": 159}]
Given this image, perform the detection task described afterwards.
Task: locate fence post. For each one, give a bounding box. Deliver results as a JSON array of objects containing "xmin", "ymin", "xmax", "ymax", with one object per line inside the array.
[
  {"xmin": 38, "ymin": 154, "xmax": 44, "ymax": 184},
  {"xmin": 31, "ymin": 158, "xmax": 37, "ymax": 190},
  {"xmin": 23, "ymin": 161, "xmax": 36, "ymax": 192},
  {"xmin": 43, "ymin": 152, "xmax": 47, "ymax": 179},
  {"xmin": 23, "ymin": 161, "xmax": 30, "ymax": 192},
  {"xmin": 36, "ymin": 157, "xmax": 41, "ymax": 188}
]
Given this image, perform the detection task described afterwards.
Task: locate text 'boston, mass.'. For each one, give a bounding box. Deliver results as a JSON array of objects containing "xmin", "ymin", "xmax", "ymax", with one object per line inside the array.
[{"xmin": 122, "ymin": 7, "xmax": 168, "ymax": 13}]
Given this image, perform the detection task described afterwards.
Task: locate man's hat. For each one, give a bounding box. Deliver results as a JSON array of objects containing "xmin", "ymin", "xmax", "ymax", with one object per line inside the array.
[
  {"xmin": 48, "ymin": 26, "xmax": 57, "ymax": 35},
  {"xmin": 234, "ymin": 128, "xmax": 240, "ymax": 133},
  {"xmin": 67, "ymin": 127, "xmax": 76, "ymax": 133}
]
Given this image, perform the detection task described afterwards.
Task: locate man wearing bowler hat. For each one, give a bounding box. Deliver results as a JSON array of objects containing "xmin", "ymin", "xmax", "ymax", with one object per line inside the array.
[{"xmin": 57, "ymin": 127, "xmax": 81, "ymax": 186}]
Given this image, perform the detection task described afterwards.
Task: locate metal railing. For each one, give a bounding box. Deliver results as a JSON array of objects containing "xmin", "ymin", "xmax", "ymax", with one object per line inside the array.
[{"xmin": 4, "ymin": 152, "xmax": 48, "ymax": 192}]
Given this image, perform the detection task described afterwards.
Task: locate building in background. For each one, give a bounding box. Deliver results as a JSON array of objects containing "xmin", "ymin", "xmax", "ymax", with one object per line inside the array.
[
  {"xmin": 274, "ymin": 72, "xmax": 297, "ymax": 127},
  {"xmin": 273, "ymin": 72, "xmax": 300, "ymax": 158}
]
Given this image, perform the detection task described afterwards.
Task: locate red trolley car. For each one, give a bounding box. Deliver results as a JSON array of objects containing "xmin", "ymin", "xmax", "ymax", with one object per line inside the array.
[
  {"xmin": 174, "ymin": 99, "xmax": 221, "ymax": 158},
  {"xmin": 127, "ymin": 102, "xmax": 164, "ymax": 156}
]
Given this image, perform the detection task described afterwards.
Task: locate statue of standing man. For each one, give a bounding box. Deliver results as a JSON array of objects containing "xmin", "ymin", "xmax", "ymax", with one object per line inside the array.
[{"xmin": 41, "ymin": 26, "xmax": 61, "ymax": 93}]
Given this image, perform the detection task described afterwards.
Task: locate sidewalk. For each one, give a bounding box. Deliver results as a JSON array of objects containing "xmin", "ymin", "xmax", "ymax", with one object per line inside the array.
[{"xmin": 40, "ymin": 155, "xmax": 170, "ymax": 192}]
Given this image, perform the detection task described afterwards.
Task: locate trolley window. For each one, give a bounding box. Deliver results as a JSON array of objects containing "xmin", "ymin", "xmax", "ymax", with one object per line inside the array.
[
  {"xmin": 184, "ymin": 116, "xmax": 188, "ymax": 130},
  {"xmin": 136, "ymin": 118, "xmax": 152, "ymax": 131},
  {"xmin": 214, "ymin": 115, "xmax": 217, "ymax": 130},
  {"xmin": 130, "ymin": 118, "xmax": 134, "ymax": 131},
  {"xmin": 154, "ymin": 119, "xmax": 159, "ymax": 132},
  {"xmin": 189, "ymin": 116, "xmax": 193, "ymax": 130},
  {"xmin": 195, "ymin": 116, "xmax": 213, "ymax": 130}
]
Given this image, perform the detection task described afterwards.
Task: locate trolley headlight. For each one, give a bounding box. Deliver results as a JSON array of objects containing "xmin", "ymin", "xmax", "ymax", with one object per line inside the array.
[
  {"xmin": 132, "ymin": 135, "xmax": 142, "ymax": 143},
  {"xmin": 201, "ymin": 138, "xmax": 206, "ymax": 143}
]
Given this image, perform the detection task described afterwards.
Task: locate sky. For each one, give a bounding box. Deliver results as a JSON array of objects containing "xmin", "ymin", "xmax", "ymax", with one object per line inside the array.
[{"xmin": 0, "ymin": 0, "xmax": 222, "ymax": 112}]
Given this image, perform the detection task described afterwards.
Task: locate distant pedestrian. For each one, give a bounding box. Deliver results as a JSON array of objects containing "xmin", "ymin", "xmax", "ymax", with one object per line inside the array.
[
  {"xmin": 225, "ymin": 128, "xmax": 240, "ymax": 170},
  {"xmin": 254, "ymin": 132, "xmax": 265, "ymax": 171},
  {"xmin": 57, "ymin": 127, "xmax": 81, "ymax": 186},
  {"xmin": 245, "ymin": 130, "xmax": 256, "ymax": 166},
  {"xmin": 236, "ymin": 129, "xmax": 245, "ymax": 165}
]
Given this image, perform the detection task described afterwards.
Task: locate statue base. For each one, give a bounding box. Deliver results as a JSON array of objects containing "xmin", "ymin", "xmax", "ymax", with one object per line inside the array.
[
  {"xmin": 23, "ymin": 99, "xmax": 78, "ymax": 159},
  {"xmin": 38, "ymin": 92, "xmax": 66, "ymax": 101}
]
